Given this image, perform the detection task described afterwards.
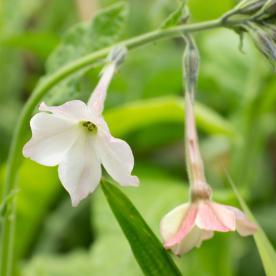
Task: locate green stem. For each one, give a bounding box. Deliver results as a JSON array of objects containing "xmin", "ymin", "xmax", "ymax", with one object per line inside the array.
[{"xmin": 0, "ymin": 17, "xmax": 247, "ymax": 275}]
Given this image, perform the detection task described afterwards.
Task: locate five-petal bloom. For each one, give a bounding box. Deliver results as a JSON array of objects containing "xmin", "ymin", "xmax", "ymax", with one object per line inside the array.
[
  {"xmin": 160, "ymin": 199, "xmax": 257, "ymax": 255},
  {"xmin": 23, "ymin": 63, "xmax": 139, "ymax": 206}
]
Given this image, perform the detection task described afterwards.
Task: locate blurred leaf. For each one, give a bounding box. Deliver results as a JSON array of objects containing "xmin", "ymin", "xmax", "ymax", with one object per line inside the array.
[
  {"xmin": 161, "ymin": 0, "xmax": 187, "ymax": 29},
  {"xmin": 46, "ymin": 2, "xmax": 127, "ymax": 73},
  {"xmin": 104, "ymin": 96, "xmax": 237, "ymax": 138},
  {"xmin": 101, "ymin": 179, "xmax": 182, "ymax": 276},
  {"xmin": 44, "ymin": 1, "xmax": 128, "ymax": 105},
  {"xmin": 228, "ymin": 175, "xmax": 276, "ymax": 276},
  {"xmin": 22, "ymin": 251, "xmax": 93, "ymax": 276},
  {"xmin": 2, "ymin": 32, "xmax": 59, "ymax": 59},
  {"xmin": 189, "ymin": 0, "xmax": 233, "ymax": 20},
  {"xmin": 0, "ymin": 160, "xmax": 59, "ymax": 258}
]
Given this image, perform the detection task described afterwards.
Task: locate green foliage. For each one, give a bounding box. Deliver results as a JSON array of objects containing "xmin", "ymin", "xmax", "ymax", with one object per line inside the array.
[
  {"xmin": 161, "ymin": 0, "xmax": 187, "ymax": 28},
  {"xmin": 45, "ymin": 2, "xmax": 128, "ymax": 105},
  {"xmin": 1, "ymin": 0, "xmax": 276, "ymax": 275},
  {"xmin": 229, "ymin": 176, "xmax": 276, "ymax": 276},
  {"xmin": 101, "ymin": 179, "xmax": 182, "ymax": 276},
  {"xmin": 46, "ymin": 2, "xmax": 128, "ymax": 73}
]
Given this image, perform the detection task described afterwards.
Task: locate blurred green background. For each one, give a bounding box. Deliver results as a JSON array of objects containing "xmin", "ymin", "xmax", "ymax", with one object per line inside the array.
[{"xmin": 0, "ymin": 0, "xmax": 275, "ymax": 275}]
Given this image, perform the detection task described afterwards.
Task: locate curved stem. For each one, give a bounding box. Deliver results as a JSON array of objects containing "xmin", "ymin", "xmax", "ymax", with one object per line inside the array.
[{"xmin": 0, "ymin": 16, "xmax": 247, "ymax": 275}]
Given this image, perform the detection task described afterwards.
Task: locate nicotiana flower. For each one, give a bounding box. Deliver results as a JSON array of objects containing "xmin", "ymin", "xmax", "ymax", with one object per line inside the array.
[
  {"xmin": 160, "ymin": 37, "xmax": 257, "ymax": 255},
  {"xmin": 160, "ymin": 198, "xmax": 257, "ymax": 255},
  {"xmin": 160, "ymin": 93, "xmax": 257, "ymax": 255},
  {"xmin": 23, "ymin": 51, "xmax": 139, "ymax": 206}
]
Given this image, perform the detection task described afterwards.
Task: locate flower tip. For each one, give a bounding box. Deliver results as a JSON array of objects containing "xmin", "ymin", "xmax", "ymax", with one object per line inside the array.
[
  {"xmin": 131, "ymin": 175, "xmax": 140, "ymax": 187},
  {"xmin": 71, "ymin": 197, "xmax": 81, "ymax": 208},
  {"xmin": 22, "ymin": 143, "xmax": 31, "ymax": 158},
  {"xmin": 39, "ymin": 102, "xmax": 48, "ymax": 111}
]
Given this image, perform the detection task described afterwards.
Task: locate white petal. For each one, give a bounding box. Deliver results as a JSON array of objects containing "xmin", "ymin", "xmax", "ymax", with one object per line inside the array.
[
  {"xmin": 95, "ymin": 129, "xmax": 139, "ymax": 186},
  {"xmin": 40, "ymin": 100, "xmax": 91, "ymax": 122},
  {"xmin": 87, "ymin": 63, "xmax": 116, "ymax": 115},
  {"xmin": 196, "ymin": 230, "xmax": 214, "ymax": 248},
  {"xmin": 160, "ymin": 203, "xmax": 189, "ymax": 243},
  {"xmin": 23, "ymin": 112, "xmax": 79, "ymax": 166},
  {"xmin": 58, "ymin": 134, "xmax": 102, "ymax": 207},
  {"xmin": 171, "ymin": 226, "xmax": 203, "ymax": 255}
]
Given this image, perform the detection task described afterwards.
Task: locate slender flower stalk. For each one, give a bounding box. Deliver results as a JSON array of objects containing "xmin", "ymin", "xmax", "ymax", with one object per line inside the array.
[{"xmin": 160, "ymin": 37, "xmax": 257, "ymax": 255}]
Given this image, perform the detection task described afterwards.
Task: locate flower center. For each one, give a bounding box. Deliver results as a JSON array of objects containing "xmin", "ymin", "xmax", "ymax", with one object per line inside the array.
[{"xmin": 81, "ymin": 121, "xmax": 97, "ymax": 133}]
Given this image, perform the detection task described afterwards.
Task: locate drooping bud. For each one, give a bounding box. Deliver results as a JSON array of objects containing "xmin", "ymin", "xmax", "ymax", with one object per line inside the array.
[
  {"xmin": 183, "ymin": 35, "xmax": 200, "ymax": 101},
  {"xmin": 108, "ymin": 45, "xmax": 128, "ymax": 67},
  {"xmin": 244, "ymin": 22, "xmax": 276, "ymax": 65},
  {"xmin": 236, "ymin": 0, "xmax": 267, "ymax": 15}
]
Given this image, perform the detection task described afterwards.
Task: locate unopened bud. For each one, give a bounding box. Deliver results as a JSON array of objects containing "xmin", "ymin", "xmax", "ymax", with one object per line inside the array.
[
  {"xmin": 107, "ymin": 45, "xmax": 128, "ymax": 67},
  {"xmin": 183, "ymin": 35, "xmax": 200, "ymax": 100},
  {"xmin": 236, "ymin": 0, "xmax": 267, "ymax": 14},
  {"xmin": 244, "ymin": 22, "xmax": 276, "ymax": 64}
]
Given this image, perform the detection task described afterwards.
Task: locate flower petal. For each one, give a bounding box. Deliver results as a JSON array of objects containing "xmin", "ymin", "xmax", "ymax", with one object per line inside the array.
[
  {"xmin": 58, "ymin": 134, "xmax": 102, "ymax": 207},
  {"xmin": 95, "ymin": 130, "xmax": 139, "ymax": 186},
  {"xmin": 160, "ymin": 203, "xmax": 190, "ymax": 244},
  {"xmin": 170, "ymin": 226, "xmax": 203, "ymax": 255},
  {"xmin": 227, "ymin": 206, "xmax": 257, "ymax": 236},
  {"xmin": 87, "ymin": 63, "xmax": 116, "ymax": 115},
  {"xmin": 196, "ymin": 230, "xmax": 214, "ymax": 248},
  {"xmin": 40, "ymin": 100, "xmax": 91, "ymax": 122},
  {"xmin": 163, "ymin": 204, "xmax": 197, "ymax": 247},
  {"xmin": 23, "ymin": 112, "xmax": 79, "ymax": 166},
  {"xmin": 196, "ymin": 201, "xmax": 235, "ymax": 232}
]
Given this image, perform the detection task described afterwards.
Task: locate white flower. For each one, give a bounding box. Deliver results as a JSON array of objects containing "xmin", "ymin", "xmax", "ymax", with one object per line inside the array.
[{"xmin": 23, "ymin": 63, "xmax": 139, "ymax": 206}]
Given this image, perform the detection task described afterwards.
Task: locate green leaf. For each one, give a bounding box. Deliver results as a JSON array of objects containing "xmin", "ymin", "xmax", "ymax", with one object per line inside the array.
[
  {"xmin": 46, "ymin": 2, "xmax": 128, "ymax": 73},
  {"xmin": 2, "ymin": 32, "xmax": 59, "ymax": 58},
  {"xmin": 101, "ymin": 179, "xmax": 182, "ymax": 276},
  {"xmin": 0, "ymin": 160, "xmax": 59, "ymax": 258},
  {"xmin": 228, "ymin": 175, "xmax": 276, "ymax": 276},
  {"xmin": 161, "ymin": 1, "xmax": 187, "ymax": 29},
  {"xmin": 104, "ymin": 96, "xmax": 237, "ymax": 138},
  {"xmin": 44, "ymin": 2, "xmax": 128, "ymax": 105}
]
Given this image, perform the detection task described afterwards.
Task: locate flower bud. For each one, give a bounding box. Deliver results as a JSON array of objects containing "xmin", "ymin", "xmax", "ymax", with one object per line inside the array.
[
  {"xmin": 107, "ymin": 45, "xmax": 128, "ymax": 67},
  {"xmin": 236, "ymin": 0, "xmax": 267, "ymax": 15},
  {"xmin": 244, "ymin": 22, "xmax": 276, "ymax": 64},
  {"xmin": 183, "ymin": 35, "xmax": 200, "ymax": 100}
]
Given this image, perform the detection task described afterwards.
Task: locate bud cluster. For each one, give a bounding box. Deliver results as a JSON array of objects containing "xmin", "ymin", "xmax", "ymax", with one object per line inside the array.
[{"xmin": 222, "ymin": 0, "xmax": 276, "ymax": 64}]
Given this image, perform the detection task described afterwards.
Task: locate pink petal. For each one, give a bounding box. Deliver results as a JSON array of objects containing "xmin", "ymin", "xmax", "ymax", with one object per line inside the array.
[
  {"xmin": 196, "ymin": 201, "xmax": 235, "ymax": 232},
  {"xmin": 170, "ymin": 226, "xmax": 203, "ymax": 255},
  {"xmin": 87, "ymin": 63, "xmax": 116, "ymax": 115},
  {"xmin": 227, "ymin": 206, "xmax": 257, "ymax": 236},
  {"xmin": 165, "ymin": 204, "xmax": 197, "ymax": 247},
  {"xmin": 160, "ymin": 203, "xmax": 190, "ymax": 244}
]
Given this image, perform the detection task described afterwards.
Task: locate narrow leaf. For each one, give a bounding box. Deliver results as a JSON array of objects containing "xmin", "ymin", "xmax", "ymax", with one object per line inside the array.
[
  {"xmin": 228, "ymin": 175, "xmax": 276, "ymax": 276},
  {"xmin": 101, "ymin": 179, "xmax": 182, "ymax": 276}
]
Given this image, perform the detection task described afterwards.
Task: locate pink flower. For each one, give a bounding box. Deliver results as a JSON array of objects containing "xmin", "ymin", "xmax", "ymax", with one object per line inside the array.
[
  {"xmin": 160, "ymin": 199, "xmax": 257, "ymax": 255},
  {"xmin": 23, "ymin": 52, "xmax": 139, "ymax": 207},
  {"xmin": 160, "ymin": 46, "xmax": 257, "ymax": 255}
]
